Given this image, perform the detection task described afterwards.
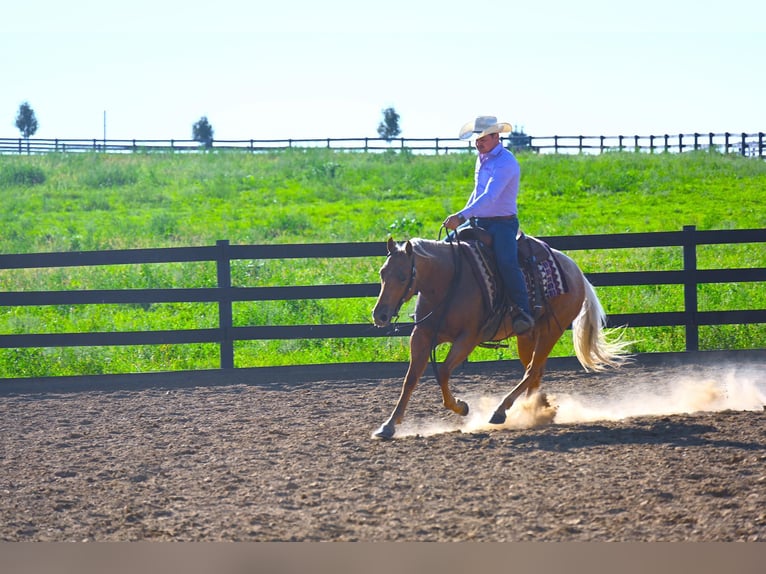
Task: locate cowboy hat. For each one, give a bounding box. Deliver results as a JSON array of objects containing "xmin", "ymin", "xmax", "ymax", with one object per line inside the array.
[{"xmin": 458, "ymin": 116, "xmax": 513, "ymax": 140}]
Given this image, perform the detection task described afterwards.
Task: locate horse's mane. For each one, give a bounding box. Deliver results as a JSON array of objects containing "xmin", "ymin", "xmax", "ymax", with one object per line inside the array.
[{"xmin": 409, "ymin": 238, "xmax": 451, "ymax": 260}]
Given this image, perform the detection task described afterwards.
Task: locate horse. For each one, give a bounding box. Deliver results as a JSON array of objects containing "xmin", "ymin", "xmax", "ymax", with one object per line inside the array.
[{"xmin": 371, "ymin": 235, "xmax": 630, "ymax": 439}]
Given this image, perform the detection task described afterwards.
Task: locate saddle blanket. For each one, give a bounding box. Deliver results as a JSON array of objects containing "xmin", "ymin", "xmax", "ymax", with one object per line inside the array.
[
  {"xmin": 461, "ymin": 236, "xmax": 568, "ymax": 313},
  {"xmin": 460, "ymin": 242, "xmax": 498, "ymax": 312},
  {"xmin": 528, "ymin": 248, "xmax": 569, "ymax": 301}
]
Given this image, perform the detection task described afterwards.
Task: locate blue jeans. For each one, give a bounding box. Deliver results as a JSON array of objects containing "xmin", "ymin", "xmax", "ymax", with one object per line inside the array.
[{"xmin": 454, "ymin": 217, "xmax": 531, "ymax": 315}]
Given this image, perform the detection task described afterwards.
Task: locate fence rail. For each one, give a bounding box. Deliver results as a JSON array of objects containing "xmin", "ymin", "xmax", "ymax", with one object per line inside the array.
[
  {"xmin": 1, "ymin": 132, "xmax": 764, "ymax": 157},
  {"xmin": 0, "ymin": 226, "xmax": 764, "ymax": 378}
]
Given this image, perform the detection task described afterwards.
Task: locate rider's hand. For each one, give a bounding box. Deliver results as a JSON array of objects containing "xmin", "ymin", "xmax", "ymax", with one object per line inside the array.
[{"xmin": 443, "ymin": 213, "xmax": 464, "ymax": 230}]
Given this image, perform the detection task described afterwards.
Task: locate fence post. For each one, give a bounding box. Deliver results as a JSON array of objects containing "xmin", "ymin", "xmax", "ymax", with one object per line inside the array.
[
  {"xmin": 741, "ymin": 132, "xmax": 747, "ymax": 156},
  {"xmin": 216, "ymin": 239, "xmax": 234, "ymax": 369},
  {"xmin": 760, "ymin": 132, "xmax": 764, "ymax": 158},
  {"xmin": 682, "ymin": 225, "xmax": 699, "ymax": 352},
  {"xmin": 435, "ymin": 137, "xmax": 439, "ymax": 155}
]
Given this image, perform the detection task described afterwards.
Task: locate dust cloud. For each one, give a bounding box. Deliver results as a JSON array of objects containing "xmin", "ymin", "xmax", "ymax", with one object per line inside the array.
[{"xmin": 396, "ymin": 366, "xmax": 766, "ymax": 438}]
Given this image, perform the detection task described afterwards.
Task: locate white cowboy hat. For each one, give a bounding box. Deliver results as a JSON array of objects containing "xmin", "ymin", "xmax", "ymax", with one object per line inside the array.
[{"xmin": 458, "ymin": 116, "xmax": 513, "ymax": 140}]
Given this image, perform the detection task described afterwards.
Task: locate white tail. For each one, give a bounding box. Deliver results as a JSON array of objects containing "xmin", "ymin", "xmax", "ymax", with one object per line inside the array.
[{"xmin": 572, "ymin": 279, "xmax": 633, "ymax": 372}]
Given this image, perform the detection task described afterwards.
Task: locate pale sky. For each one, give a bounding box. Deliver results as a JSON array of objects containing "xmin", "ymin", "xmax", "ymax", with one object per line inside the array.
[{"xmin": 2, "ymin": 0, "xmax": 764, "ymax": 142}]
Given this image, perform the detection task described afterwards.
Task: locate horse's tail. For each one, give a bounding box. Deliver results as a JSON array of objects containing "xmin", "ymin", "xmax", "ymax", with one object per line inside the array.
[{"xmin": 572, "ymin": 279, "xmax": 633, "ymax": 372}]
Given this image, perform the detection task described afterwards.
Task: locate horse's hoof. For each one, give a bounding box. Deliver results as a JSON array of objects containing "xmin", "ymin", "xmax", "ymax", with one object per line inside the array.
[
  {"xmin": 373, "ymin": 423, "xmax": 396, "ymax": 439},
  {"xmin": 456, "ymin": 399, "xmax": 469, "ymax": 417},
  {"xmin": 489, "ymin": 410, "xmax": 506, "ymax": 425}
]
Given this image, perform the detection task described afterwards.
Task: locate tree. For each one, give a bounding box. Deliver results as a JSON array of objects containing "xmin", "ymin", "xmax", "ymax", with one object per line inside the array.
[
  {"xmin": 377, "ymin": 107, "xmax": 401, "ymax": 142},
  {"xmin": 15, "ymin": 101, "xmax": 38, "ymax": 140},
  {"xmin": 192, "ymin": 116, "xmax": 214, "ymax": 149}
]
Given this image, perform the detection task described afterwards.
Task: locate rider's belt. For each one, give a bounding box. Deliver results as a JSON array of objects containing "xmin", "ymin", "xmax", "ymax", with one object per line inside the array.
[{"xmin": 476, "ymin": 215, "xmax": 517, "ymax": 221}]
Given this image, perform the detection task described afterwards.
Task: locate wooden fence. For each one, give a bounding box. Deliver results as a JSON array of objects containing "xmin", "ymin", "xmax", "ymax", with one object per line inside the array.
[
  {"xmin": 0, "ymin": 226, "xmax": 764, "ymax": 379},
  {"xmin": 1, "ymin": 132, "xmax": 764, "ymax": 157}
]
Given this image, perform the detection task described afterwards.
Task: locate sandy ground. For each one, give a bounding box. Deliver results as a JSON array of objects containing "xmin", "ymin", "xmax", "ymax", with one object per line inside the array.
[{"xmin": 1, "ymin": 359, "xmax": 764, "ymax": 541}]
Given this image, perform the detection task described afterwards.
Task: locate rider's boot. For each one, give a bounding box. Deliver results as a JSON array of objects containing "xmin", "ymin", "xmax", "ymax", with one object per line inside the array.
[{"xmin": 512, "ymin": 308, "xmax": 535, "ymax": 335}]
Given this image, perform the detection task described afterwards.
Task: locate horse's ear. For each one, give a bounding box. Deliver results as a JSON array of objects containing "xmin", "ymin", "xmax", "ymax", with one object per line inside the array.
[
  {"xmin": 404, "ymin": 240, "xmax": 413, "ymax": 256},
  {"xmin": 386, "ymin": 237, "xmax": 396, "ymax": 254}
]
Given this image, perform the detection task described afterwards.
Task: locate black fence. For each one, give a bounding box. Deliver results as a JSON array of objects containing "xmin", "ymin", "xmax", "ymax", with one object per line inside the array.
[
  {"xmin": 0, "ymin": 226, "xmax": 764, "ymax": 379},
  {"xmin": 1, "ymin": 132, "xmax": 764, "ymax": 157}
]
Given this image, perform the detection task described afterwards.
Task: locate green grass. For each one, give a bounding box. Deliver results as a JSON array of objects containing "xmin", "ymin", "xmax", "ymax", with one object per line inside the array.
[{"xmin": 0, "ymin": 149, "xmax": 764, "ymax": 377}]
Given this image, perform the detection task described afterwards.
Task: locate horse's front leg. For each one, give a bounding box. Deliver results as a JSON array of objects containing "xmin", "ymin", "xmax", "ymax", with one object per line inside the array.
[
  {"xmin": 374, "ymin": 329, "xmax": 431, "ymax": 439},
  {"xmin": 489, "ymin": 370, "xmax": 533, "ymax": 425},
  {"xmin": 489, "ymin": 329, "xmax": 552, "ymax": 425},
  {"xmin": 435, "ymin": 335, "xmax": 478, "ymax": 417}
]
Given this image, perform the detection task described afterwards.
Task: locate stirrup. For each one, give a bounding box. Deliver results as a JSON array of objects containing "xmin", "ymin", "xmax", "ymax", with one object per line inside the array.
[{"xmin": 512, "ymin": 310, "xmax": 534, "ymax": 335}]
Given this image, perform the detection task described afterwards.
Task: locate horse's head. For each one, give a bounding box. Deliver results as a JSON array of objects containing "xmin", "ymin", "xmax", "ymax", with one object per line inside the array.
[{"xmin": 372, "ymin": 237, "xmax": 416, "ymax": 327}]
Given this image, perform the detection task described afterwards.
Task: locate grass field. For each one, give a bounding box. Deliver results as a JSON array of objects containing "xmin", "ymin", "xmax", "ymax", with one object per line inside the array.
[{"xmin": 1, "ymin": 149, "xmax": 764, "ymax": 377}]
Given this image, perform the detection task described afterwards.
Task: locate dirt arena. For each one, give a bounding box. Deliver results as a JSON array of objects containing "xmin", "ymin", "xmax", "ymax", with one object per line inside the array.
[{"xmin": 1, "ymin": 356, "xmax": 764, "ymax": 542}]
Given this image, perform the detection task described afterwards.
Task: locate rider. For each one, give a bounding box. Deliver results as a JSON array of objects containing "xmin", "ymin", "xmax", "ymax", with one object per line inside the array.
[{"xmin": 443, "ymin": 115, "xmax": 534, "ymax": 335}]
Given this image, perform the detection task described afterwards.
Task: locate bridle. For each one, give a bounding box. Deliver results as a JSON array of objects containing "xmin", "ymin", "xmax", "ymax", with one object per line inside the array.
[
  {"xmin": 387, "ymin": 244, "xmax": 443, "ymax": 330},
  {"xmin": 389, "ymin": 253, "xmax": 417, "ymax": 323}
]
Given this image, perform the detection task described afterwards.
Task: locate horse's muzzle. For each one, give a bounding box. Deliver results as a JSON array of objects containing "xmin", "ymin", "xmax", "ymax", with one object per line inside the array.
[{"xmin": 372, "ymin": 305, "xmax": 392, "ymax": 328}]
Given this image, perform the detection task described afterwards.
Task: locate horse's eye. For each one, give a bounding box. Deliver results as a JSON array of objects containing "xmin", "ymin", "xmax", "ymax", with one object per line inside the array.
[{"xmin": 396, "ymin": 272, "xmax": 407, "ymax": 283}]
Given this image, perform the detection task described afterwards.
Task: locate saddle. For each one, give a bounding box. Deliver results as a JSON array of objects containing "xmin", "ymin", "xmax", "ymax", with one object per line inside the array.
[{"xmin": 456, "ymin": 226, "xmax": 569, "ymax": 344}]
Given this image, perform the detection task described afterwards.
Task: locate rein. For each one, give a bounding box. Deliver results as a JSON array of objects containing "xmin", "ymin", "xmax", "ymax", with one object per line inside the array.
[
  {"xmin": 426, "ymin": 225, "xmax": 464, "ymax": 379},
  {"xmin": 386, "ymin": 227, "xmax": 464, "ymax": 383}
]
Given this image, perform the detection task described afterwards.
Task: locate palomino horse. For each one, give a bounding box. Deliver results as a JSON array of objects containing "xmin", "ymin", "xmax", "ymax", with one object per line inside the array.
[{"xmin": 371, "ymin": 236, "xmax": 629, "ymax": 439}]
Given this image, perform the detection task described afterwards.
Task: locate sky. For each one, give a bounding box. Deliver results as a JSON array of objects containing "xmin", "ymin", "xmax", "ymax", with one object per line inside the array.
[{"xmin": 2, "ymin": 0, "xmax": 764, "ymax": 142}]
